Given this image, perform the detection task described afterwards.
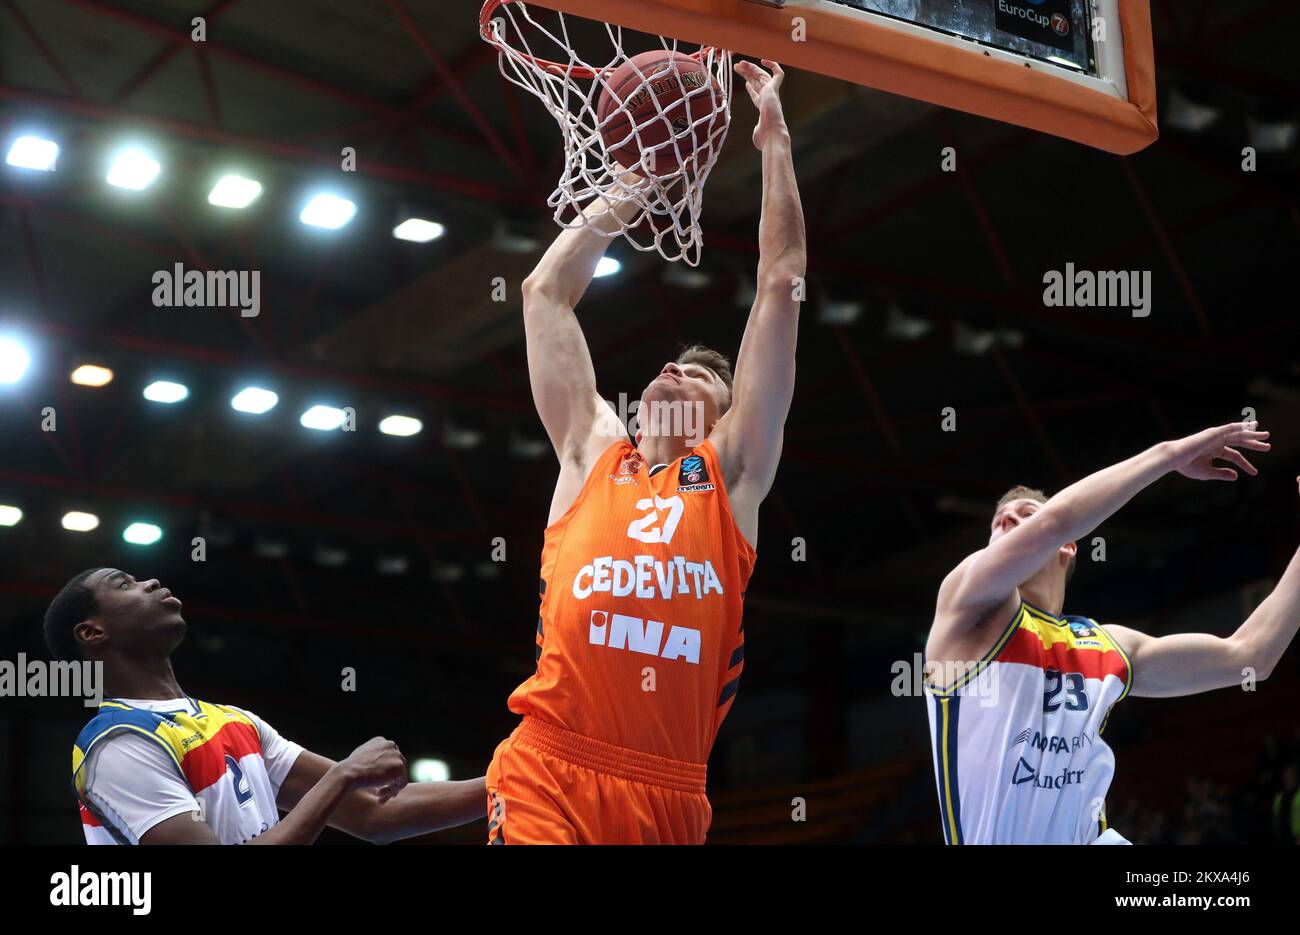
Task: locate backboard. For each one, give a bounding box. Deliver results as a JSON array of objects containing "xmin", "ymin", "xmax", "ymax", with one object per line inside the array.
[{"xmin": 517, "ymin": 0, "xmax": 1158, "ymax": 154}]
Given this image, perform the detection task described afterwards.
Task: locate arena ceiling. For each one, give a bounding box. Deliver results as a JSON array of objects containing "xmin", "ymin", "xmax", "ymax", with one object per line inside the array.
[{"xmin": 1, "ymin": 0, "xmax": 1297, "ymax": 767}]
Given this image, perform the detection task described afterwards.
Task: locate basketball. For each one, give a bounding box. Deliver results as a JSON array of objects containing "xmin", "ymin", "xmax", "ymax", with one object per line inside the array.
[{"xmin": 596, "ymin": 50, "xmax": 723, "ymax": 175}]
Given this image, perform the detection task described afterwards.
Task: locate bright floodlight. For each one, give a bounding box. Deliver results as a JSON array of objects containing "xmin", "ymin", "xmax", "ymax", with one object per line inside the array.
[
  {"xmin": 393, "ymin": 218, "xmax": 445, "ymax": 243},
  {"xmin": 594, "ymin": 256, "xmax": 621, "ymax": 278},
  {"xmin": 209, "ymin": 174, "xmax": 263, "ymax": 209},
  {"xmin": 0, "ymin": 337, "xmax": 32, "ymax": 384},
  {"xmin": 231, "ymin": 386, "xmax": 279, "ymax": 414},
  {"xmin": 6, "ymin": 135, "xmax": 59, "ymax": 171},
  {"xmin": 143, "ymin": 380, "xmax": 189, "ymax": 403},
  {"xmin": 71, "ymin": 364, "xmax": 114, "ymax": 387},
  {"xmin": 62, "ymin": 511, "xmax": 100, "ymax": 532},
  {"xmin": 301, "ymin": 405, "xmax": 346, "ymax": 430},
  {"xmin": 410, "ymin": 758, "xmax": 450, "ymax": 783},
  {"xmin": 300, "ymin": 193, "xmax": 356, "ymax": 229},
  {"xmin": 123, "ymin": 522, "xmax": 162, "ymax": 545},
  {"xmin": 107, "ymin": 148, "xmax": 161, "ymax": 190},
  {"xmin": 379, "ymin": 415, "xmax": 422, "ymax": 437},
  {"xmin": 0, "ymin": 505, "xmax": 22, "ymax": 527}
]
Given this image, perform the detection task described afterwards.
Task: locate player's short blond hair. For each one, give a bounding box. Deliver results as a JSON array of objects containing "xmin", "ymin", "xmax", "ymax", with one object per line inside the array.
[
  {"xmin": 994, "ymin": 485, "xmax": 1077, "ymax": 582},
  {"xmin": 996, "ymin": 485, "xmax": 1048, "ymax": 513},
  {"xmin": 676, "ymin": 344, "xmax": 733, "ymax": 412}
]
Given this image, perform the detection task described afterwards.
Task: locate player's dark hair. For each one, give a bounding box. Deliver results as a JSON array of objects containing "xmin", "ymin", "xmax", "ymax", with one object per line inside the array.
[
  {"xmin": 676, "ymin": 344, "xmax": 733, "ymax": 413},
  {"xmin": 676, "ymin": 344, "xmax": 733, "ymax": 391},
  {"xmin": 44, "ymin": 568, "xmax": 105, "ymax": 661}
]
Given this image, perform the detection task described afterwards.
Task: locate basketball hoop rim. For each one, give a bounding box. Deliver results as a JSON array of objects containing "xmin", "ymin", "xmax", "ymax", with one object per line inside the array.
[{"xmin": 479, "ymin": 0, "xmax": 725, "ymax": 80}]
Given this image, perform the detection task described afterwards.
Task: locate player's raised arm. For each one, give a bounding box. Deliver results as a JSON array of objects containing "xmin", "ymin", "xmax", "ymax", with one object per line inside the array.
[
  {"xmin": 712, "ymin": 60, "xmax": 806, "ymax": 513},
  {"xmin": 521, "ymin": 181, "xmax": 642, "ymax": 467},
  {"xmin": 942, "ymin": 421, "xmax": 1272, "ymax": 626},
  {"xmin": 1104, "ymin": 477, "xmax": 1300, "ymax": 697}
]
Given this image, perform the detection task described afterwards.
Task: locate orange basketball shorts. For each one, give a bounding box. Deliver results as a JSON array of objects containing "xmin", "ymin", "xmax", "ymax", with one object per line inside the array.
[{"xmin": 485, "ymin": 716, "xmax": 711, "ymax": 844}]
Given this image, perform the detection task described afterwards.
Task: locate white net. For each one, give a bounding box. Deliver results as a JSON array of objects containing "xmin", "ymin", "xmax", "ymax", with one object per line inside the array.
[{"xmin": 480, "ymin": 0, "xmax": 733, "ymax": 266}]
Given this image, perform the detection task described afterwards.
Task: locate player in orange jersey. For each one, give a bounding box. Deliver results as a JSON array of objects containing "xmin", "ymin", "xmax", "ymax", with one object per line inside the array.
[{"xmin": 486, "ymin": 60, "xmax": 805, "ymax": 844}]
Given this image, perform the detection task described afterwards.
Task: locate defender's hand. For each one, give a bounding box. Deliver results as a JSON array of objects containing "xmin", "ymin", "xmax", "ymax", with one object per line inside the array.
[
  {"xmin": 1167, "ymin": 421, "xmax": 1270, "ymax": 481},
  {"xmin": 340, "ymin": 736, "xmax": 408, "ymax": 803},
  {"xmin": 735, "ymin": 59, "xmax": 788, "ymax": 149}
]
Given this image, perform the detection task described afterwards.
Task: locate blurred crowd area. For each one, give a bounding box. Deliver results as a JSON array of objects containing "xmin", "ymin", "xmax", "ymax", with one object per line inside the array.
[{"xmin": 1110, "ymin": 729, "xmax": 1300, "ymax": 845}]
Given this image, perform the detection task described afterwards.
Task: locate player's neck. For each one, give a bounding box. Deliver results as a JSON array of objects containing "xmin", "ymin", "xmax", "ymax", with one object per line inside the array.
[
  {"xmin": 1020, "ymin": 576, "xmax": 1066, "ymax": 618},
  {"xmin": 636, "ymin": 433, "xmax": 695, "ymax": 468},
  {"xmin": 101, "ymin": 654, "xmax": 185, "ymax": 703}
]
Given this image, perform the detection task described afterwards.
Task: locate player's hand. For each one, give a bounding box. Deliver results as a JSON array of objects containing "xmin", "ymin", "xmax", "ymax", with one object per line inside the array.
[
  {"xmin": 1166, "ymin": 421, "xmax": 1270, "ymax": 481},
  {"xmin": 340, "ymin": 736, "xmax": 408, "ymax": 803},
  {"xmin": 735, "ymin": 59, "xmax": 788, "ymax": 149}
]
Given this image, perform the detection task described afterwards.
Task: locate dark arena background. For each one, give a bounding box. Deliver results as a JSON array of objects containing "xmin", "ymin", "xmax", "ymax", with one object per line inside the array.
[{"xmin": 0, "ymin": 0, "xmax": 1298, "ymax": 848}]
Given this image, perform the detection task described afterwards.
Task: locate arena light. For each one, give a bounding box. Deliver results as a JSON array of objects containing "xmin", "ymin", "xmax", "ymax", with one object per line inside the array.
[
  {"xmin": 300, "ymin": 193, "xmax": 356, "ymax": 229},
  {"xmin": 376, "ymin": 555, "xmax": 409, "ymax": 575},
  {"xmin": 209, "ymin": 174, "xmax": 263, "ymax": 209},
  {"xmin": 61, "ymin": 511, "xmax": 99, "ymax": 533},
  {"xmin": 379, "ymin": 414, "xmax": 422, "ymax": 437},
  {"xmin": 314, "ymin": 545, "xmax": 349, "ymax": 567},
  {"xmin": 393, "ymin": 218, "xmax": 445, "ymax": 243},
  {"xmin": 442, "ymin": 423, "xmax": 482, "ymax": 450},
  {"xmin": 885, "ymin": 305, "xmax": 931, "ymax": 341},
  {"xmin": 1166, "ymin": 89, "xmax": 1220, "ymax": 134},
  {"xmin": 509, "ymin": 433, "xmax": 548, "ymax": 459},
  {"xmin": 0, "ymin": 505, "xmax": 22, "ymax": 527},
  {"xmin": 594, "ymin": 256, "xmax": 621, "ymax": 278},
  {"xmin": 300, "ymin": 405, "xmax": 346, "ymax": 431},
  {"xmin": 819, "ymin": 300, "xmax": 863, "ymax": 325},
  {"xmin": 231, "ymin": 386, "xmax": 278, "ymax": 414},
  {"xmin": 663, "ymin": 264, "xmax": 713, "ymax": 289},
  {"xmin": 106, "ymin": 147, "xmax": 161, "ymax": 190},
  {"xmin": 0, "ymin": 337, "xmax": 32, "ymax": 384},
  {"xmin": 143, "ymin": 380, "xmax": 189, "ymax": 403},
  {"xmin": 254, "ymin": 539, "xmax": 289, "ymax": 559},
  {"xmin": 123, "ymin": 522, "xmax": 162, "ymax": 545},
  {"xmin": 6, "ymin": 135, "xmax": 59, "ymax": 171},
  {"xmin": 410, "ymin": 758, "xmax": 450, "ymax": 783},
  {"xmin": 71, "ymin": 364, "xmax": 114, "ymax": 387},
  {"xmin": 1248, "ymin": 118, "xmax": 1298, "ymax": 155}
]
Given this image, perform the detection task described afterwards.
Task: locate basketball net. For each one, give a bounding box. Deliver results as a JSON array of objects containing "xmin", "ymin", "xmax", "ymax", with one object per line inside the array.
[{"xmin": 480, "ymin": 1, "xmax": 733, "ymax": 266}]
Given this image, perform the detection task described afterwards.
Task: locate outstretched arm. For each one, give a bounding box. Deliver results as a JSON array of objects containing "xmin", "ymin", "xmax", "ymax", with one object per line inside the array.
[
  {"xmin": 522, "ymin": 181, "xmax": 642, "ymax": 467},
  {"xmin": 278, "ymin": 751, "xmax": 485, "ymax": 844},
  {"xmin": 1107, "ymin": 480, "xmax": 1300, "ymax": 697},
  {"xmin": 942, "ymin": 421, "xmax": 1271, "ymax": 627},
  {"xmin": 713, "ymin": 60, "xmax": 806, "ymax": 527}
]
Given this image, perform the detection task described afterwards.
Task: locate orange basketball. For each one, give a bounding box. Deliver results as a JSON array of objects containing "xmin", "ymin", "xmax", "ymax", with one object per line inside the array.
[{"xmin": 596, "ymin": 50, "xmax": 723, "ymax": 175}]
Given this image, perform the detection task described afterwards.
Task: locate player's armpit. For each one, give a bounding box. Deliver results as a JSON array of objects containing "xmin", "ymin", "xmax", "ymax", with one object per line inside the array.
[
  {"xmin": 139, "ymin": 810, "xmax": 221, "ymax": 845},
  {"xmin": 928, "ymin": 558, "xmax": 1022, "ymax": 659}
]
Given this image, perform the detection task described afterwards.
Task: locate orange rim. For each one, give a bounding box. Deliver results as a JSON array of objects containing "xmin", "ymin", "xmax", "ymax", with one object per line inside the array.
[{"xmin": 480, "ymin": 0, "xmax": 723, "ymax": 80}]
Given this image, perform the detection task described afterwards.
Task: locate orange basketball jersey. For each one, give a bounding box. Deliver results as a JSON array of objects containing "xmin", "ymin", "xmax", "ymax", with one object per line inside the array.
[{"xmin": 509, "ymin": 438, "xmax": 756, "ymax": 765}]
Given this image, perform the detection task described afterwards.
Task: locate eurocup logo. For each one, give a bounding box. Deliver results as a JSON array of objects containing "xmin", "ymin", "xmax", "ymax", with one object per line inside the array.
[{"xmin": 1051, "ymin": 12, "xmax": 1070, "ymax": 35}]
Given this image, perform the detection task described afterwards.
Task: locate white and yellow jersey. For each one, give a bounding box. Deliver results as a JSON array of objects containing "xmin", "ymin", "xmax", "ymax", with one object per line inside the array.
[
  {"xmin": 925, "ymin": 601, "xmax": 1132, "ymax": 844},
  {"xmin": 73, "ymin": 697, "xmax": 302, "ymax": 845}
]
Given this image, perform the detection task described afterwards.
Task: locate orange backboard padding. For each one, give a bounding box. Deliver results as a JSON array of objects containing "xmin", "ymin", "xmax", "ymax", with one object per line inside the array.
[{"xmin": 526, "ymin": 0, "xmax": 1158, "ymax": 155}]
